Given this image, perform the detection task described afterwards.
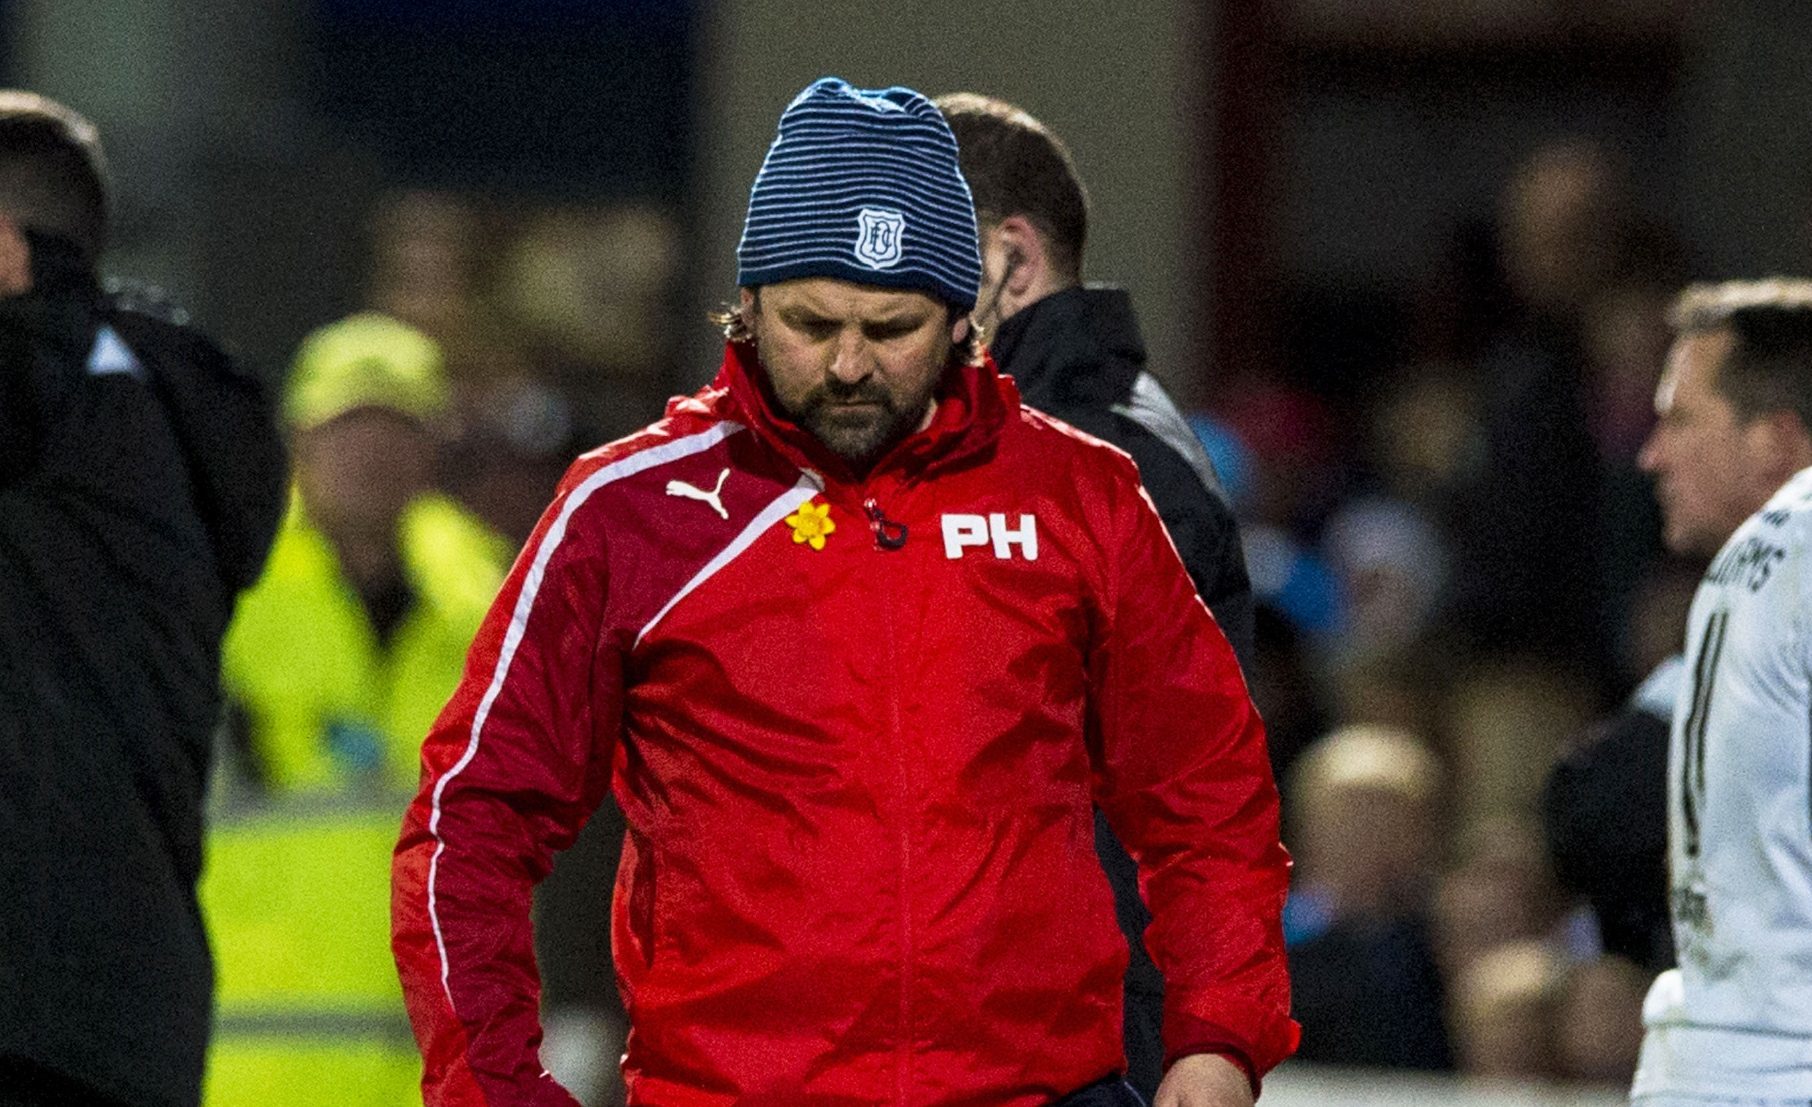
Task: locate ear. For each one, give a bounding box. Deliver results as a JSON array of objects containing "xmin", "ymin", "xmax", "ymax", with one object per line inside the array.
[
  {"xmin": 991, "ymin": 215, "xmax": 1043, "ymax": 297},
  {"xmin": 950, "ymin": 314, "xmax": 971, "ymax": 345},
  {"xmin": 1739, "ymin": 409, "xmax": 1812, "ymax": 491},
  {"xmin": 1760, "ymin": 409, "xmax": 1812, "ymax": 475},
  {"xmin": 738, "ymin": 287, "xmax": 759, "ymax": 335},
  {"xmin": 0, "ymin": 215, "xmax": 32, "ymax": 298}
]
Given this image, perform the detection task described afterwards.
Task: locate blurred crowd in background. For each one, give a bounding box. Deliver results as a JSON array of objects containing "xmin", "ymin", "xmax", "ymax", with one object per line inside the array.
[{"xmin": 16, "ymin": 1, "xmax": 1812, "ymax": 1103}]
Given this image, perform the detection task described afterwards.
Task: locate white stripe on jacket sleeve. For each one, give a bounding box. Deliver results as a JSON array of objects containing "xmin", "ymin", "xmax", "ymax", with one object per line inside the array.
[{"xmin": 424, "ymin": 422, "xmax": 743, "ymax": 1006}]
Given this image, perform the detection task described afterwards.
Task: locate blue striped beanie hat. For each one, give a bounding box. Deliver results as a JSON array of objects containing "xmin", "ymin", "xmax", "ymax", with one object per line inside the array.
[{"xmin": 737, "ymin": 77, "xmax": 982, "ymax": 309}]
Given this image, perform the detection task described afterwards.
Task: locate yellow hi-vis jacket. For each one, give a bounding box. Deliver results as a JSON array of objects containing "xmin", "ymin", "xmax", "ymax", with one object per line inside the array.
[{"xmin": 199, "ymin": 493, "xmax": 509, "ymax": 1106}]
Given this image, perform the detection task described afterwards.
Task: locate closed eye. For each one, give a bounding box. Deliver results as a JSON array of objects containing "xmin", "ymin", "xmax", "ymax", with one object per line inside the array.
[
  {"xmin": 864, "ymin": 319, "xmax": 925, "ymax": 341},
  {"xmin": 783, "ymin": 315, "xmax": 838, "ymax": 341}
]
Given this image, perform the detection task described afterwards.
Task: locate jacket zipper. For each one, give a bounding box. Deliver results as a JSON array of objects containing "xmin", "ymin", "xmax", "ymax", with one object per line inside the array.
[
  {"xmin": 863, "ymin": 479, "xmax": 914, "ymax": 1105},
  {"xmin": 864, "ymin": 498, "xmax": 909, "ymax": 550}
]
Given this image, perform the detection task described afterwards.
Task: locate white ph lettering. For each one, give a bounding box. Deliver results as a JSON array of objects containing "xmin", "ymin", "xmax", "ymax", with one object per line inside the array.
[
  {"xmin": 942, "ymin": 514, "xmax": 990, "ymax": 559},
  {"xmin": 989, "ymin": 513, "xmax": 1038, "ymax": 561},
  {"xmin": 942, "ymin": 513, "xmax": 1039, "ymax": 560}
]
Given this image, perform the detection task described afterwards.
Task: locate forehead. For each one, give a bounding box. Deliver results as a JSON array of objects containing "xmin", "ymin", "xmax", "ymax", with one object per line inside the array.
[
  {"xmin": 758, "ymin": 277, "xmax": 943, "ymax": 320},
  {"xmin": 1660, "ymin": 328, "xmax": 1735, "ymax": 405}
]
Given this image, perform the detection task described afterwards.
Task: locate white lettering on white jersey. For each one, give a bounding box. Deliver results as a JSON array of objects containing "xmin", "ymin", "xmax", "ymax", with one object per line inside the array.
[{"xmin": 1634, "ymin": 465, "xmax": 1812, "ymax": 1099}]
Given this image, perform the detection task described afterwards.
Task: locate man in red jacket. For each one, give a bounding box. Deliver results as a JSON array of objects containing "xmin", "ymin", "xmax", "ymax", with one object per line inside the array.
[{"xmin": 392, "ymin": 77, "xmax": 1296, "ymax": 1107}]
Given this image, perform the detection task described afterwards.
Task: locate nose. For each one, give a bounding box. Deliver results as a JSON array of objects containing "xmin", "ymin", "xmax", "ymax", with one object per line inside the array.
[{"xmin": 827, "ymin": 329, "xmax": 873, "ymax": 384}]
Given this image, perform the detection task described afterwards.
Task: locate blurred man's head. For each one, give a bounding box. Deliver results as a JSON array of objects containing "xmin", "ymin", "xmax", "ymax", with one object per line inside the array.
[
  {"xmin": 284, "ymin": 313, "xmax": 448, "ymax": 549},
  {"xmin": 0, "ymin": 91, "xmax": 108, "ymax": 265},
  {"xmin": 934, "ymin": 92, "xmax": 1088, "ymax": 338},
  {"xmin": 1287, "ymin": 724, "xmax": 1442, "ymax": 917},
  {"xmin": 1499, "ymin": 138, "xmax": 1628, "ymax": 315},
  {"xmin": 731, "ymin": 78, "xmax": 980, "ymax": 472},
  {"xmin": 1449, "ymin": 940, "xmax": 1562, "ymax": 1080},
  {"xmin": 1639, "ymin": 280, "xmax": 1812, "ymax": 556}
]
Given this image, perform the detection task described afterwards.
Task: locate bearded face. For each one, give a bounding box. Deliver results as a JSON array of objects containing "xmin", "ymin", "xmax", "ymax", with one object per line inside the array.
[{"xmin": 745, "ymin": 279, "xmax": 961, "ymax": 470}]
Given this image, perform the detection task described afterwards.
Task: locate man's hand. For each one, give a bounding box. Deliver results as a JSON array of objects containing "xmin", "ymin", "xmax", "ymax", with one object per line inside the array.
[{"xmin": 1153, "ymin": 1053, "xmax": 1254, "ymax": 1107}]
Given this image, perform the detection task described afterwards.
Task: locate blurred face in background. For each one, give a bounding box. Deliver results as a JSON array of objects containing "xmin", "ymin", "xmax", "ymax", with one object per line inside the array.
[
  {"xmin": 1500, "ymin": 140, "xmax": 1625, "ymax": 315},
  {"xmin": 294, "ymin": 407, "xmax": 435, "ymax": 547},
  {"xmin": 1639, "ymin": 329, "xmax": 1778, "ymax": 556},
  {"xmin": 744, "ymin": 278, "xmax": 964, "ymax": 469},
  {"xmin": 1296, "ymin": 783, "xmax": 1435, "ymax": 917},
  {"xmin": 1432, "ymin": 822, "xmax": 1563, "ymax": 976}
]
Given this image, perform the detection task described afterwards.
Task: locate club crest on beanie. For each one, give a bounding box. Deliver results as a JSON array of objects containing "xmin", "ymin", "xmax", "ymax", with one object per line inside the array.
[{"xmin": 737, "ymin": 77, "xmax": 982, "ymax": 310}]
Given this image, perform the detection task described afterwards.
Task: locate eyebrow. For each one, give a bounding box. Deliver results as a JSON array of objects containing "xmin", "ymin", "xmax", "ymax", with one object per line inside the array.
[
  {"xmin": 865, "ymin": 312, "xmax": 930, "ymax": 329},
  {"xmin": 776, "ymin": 305, "xmax": 932, "ymax": 329}
]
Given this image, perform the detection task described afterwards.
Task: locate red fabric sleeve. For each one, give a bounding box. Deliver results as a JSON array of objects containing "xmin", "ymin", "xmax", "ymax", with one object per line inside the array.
[
  {"xmin": 392, "ymin": 462, "xmax": 622, "ymax": 1107},
  {"xmin": 1084, "ymin": 462, "xmax": 1300, "ymax": 1082}
]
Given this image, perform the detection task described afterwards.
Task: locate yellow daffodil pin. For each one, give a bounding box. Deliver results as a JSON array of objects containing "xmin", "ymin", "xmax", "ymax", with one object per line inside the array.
[{"xmin": 785, "ymin": 500, "xmax": 835, "ymax": 551}]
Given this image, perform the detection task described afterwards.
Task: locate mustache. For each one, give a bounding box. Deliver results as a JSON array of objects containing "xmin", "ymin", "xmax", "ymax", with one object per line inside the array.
[{"xmin": 803, "ymin": 381, "xmax": 895, "ymax": 410}]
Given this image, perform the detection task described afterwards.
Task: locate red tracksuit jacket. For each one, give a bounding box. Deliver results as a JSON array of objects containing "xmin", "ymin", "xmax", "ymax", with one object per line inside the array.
[{"xmin": 392, "ymin": 341, "xmax": 1297, "ymax": 1106}]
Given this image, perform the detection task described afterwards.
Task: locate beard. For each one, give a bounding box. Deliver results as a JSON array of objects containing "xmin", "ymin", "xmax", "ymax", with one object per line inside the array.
[
  {"xmin": 795, "ymin": 384, "xmax": 924, "ymax": 468},
  {"xmin": 760, "ymin": 337, "xmax": 939, "ymax": 470}
]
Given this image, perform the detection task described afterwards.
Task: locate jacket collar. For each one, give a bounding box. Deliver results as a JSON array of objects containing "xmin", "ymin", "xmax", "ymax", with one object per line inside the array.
[
  {"xmin": 987, "ymin": 285, "xmax": 1146, "ymax": 410},
  {"xmin": 702, "ymin": 338, "xmax": 1013, "ymax": 486}
]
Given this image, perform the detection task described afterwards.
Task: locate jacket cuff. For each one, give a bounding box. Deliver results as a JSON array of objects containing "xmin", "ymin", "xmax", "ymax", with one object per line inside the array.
[{"xmin": 1162, "ymin": 1006, "xmax": 1300, "ymax": 1089}]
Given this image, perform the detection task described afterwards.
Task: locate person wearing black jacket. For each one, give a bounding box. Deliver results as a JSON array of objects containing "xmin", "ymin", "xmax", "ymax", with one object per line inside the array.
[
  {"xmin": 938, "ymin": 93, "xmax": 1259, "ymax": 1104},
  {"xmin": 0, "ymin": 93, "xmax": 285, "ymax": 1107},
  {"xmin": 1542, "ymin": 656, "xmax": 1678, "ymax": 974}
]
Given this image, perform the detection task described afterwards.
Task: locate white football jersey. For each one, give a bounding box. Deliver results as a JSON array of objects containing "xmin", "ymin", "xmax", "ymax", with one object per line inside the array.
[{"xmin": 1635, "ymin": 467, "xmax": 1812, "ymax": 1098}]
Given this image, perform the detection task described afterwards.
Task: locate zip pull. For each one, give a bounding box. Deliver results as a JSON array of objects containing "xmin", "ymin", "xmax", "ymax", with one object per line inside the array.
[{"xmin": 863, "ymin": 497, "xmax": 909, "ymax": 550}]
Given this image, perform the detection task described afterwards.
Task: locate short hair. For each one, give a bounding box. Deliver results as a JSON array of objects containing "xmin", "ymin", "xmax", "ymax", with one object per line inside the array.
[
  {"xmin": 0, "ymin": 91, "xmax": 109, "ymax": 262},
  {"xmin": 1287, "ymin": 723, "xmax": 1442, "ymax": 811},
  {"xmin": 1671, "ymin": 278, "xmax": 1812, "ymax": 435},
  {"xmin": 934, "ymin": 93, "xmax": 1087, "ymax": 281}
]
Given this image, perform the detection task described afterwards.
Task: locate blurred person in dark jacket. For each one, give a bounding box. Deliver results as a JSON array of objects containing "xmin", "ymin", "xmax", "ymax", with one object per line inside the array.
[
  {"xmin": 935, "ymin": 93, "xmax": 1252, "ymax": 662},
  {"xmin": 1449, "ymin": 140, "xmax": 1676, "ymax": 696},
  {"xmin": 0, "ymin": 92, "xmax": 286, "ymax": 1107},
  {"xmin": 1544, "ymin": 559, "xmax": 1699, "ymax": 976},
  {"xmin": 1283, "ymin": 725, "xmax": 1454, "ymax": 1072},
  {"xmin": 1544, "ymin": 653, "xmax": 1680, "ymax": 974},
  {"xmin": 937, "ymin": 92, "xmax": 1256, "ymax": 1101}
]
